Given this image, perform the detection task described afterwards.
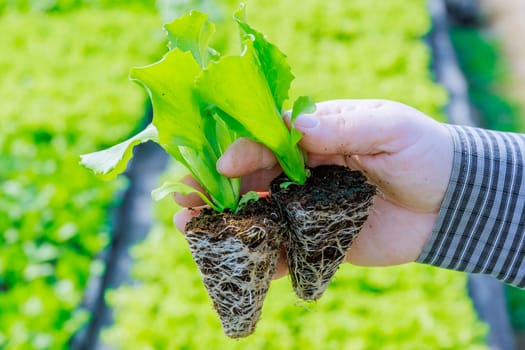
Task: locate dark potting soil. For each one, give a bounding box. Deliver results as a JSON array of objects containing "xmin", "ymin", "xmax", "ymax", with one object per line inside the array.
[
  {"xmin": 186, "ymin": 197, "xmax": 282, "ymax": 248},
  {"xmin": 270, "ymin": 165, "xmax": 377, "ymax": 300},
  {"xmin": 270, "ymin": 165, "xmax": 376, "ymax": 209}
]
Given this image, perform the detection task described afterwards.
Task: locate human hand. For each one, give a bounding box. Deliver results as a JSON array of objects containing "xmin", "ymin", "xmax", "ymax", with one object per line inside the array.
[{"xmin": 174, "ymin": 99, "xmax": 453, "ymax": 274}]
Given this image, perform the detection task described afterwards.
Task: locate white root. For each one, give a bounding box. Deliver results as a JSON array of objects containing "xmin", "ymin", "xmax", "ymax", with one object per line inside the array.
[
  {"xmin": 185, "ymin": 220, "xmax": 282, "ymax": 338},
  {"xmin": 283, "ymin": 187, "xmax": 375, "ymax": 300}
]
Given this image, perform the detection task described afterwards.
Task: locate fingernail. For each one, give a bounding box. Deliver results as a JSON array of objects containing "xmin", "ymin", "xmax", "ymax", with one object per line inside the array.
[
  {"xmin": 216, "ymin": 155, "xmax": 227, "ymax": 174},
  {"xmin": 294, "ymin": 115, "xmax": 319, "ymax": 129}
]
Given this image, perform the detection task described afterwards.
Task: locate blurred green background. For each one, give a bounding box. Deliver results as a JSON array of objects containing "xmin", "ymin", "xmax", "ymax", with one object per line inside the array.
[
  {"xmin": 0, "ymin": 0, "xmax": 163, "ymax": 348},
  {"xmin": 0, "ymin": 0, "xmax": 498, "ymax": 349}
]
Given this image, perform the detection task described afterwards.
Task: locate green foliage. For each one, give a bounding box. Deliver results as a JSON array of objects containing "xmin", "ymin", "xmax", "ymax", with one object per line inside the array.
[
  {"xmin": 0, "ymin": 7, "xmax": 163, "ymax": 349},
  {"xmin": 104, "ymin": 1, "xmax": 487, "ymax": 349},
  {"xmin": 234, "ymin": 0, "xmax": 448, "ymax": 118},
  {"xmin": 450, "ymin": 28, "xmax": 522, "ymax": 132},
  {"xmin": 80, "ymin": 124, "xmax": 160, "ymax": 180},
  {"xmin": 237, "ymin": 191, "xmax": 260, "ymax": 209},
  {"xmin": 152, "ymin": 181, "xmax": 217, "ymax": 210},
  {"xmin": 0, "ymin": 0, "xmax": 156, "ymax": 13},
  {"xmin": 195, "ymin": 17, "xmax": 307, "ymax": 184},
  {"xmin": 82, "ymin": 8, "xmax": 312, "ymax": 209},
  {"xmin": 80, "ymin": 11, "xmax": 239, "ymax": 211}
]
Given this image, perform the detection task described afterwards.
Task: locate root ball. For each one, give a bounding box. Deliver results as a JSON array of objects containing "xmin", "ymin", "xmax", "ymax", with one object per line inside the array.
[
  {"xmin": 271, "ymin": 165, "xmax": 376, "ymax": 300},
  {"xmin": 185, "ymin": 198, "xmax": 285, "ymax": 338}
]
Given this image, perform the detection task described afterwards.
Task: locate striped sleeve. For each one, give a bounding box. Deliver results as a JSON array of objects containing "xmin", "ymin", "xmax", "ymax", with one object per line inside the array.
[{"xmin": 417, "ymin": 124, "xmax": 525, "ymax": 288}]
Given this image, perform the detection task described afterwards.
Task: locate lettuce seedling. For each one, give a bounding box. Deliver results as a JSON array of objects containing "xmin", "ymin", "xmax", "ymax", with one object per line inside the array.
[
  {"xmin": 81, "ymin": 11, "xmax": 238, "ymax": 212},
  {"xmin": 197, "ymin": 6, "xmax": 315, "ymax": 184},
  {"xmin": 81, "ymin": 6, "xmax": 315, "ymax": 211}
]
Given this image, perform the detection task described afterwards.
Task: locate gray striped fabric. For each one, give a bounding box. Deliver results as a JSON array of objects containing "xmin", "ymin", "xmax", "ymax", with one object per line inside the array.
[{"xmin": 417, "ymin": 125, "xmax": 525, "ymax": 287}]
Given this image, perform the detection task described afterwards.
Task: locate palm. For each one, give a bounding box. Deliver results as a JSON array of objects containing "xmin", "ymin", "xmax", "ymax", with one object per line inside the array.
[
  {"xmin": 235, "ymin": 153, "xmax": 437, "ymax": 267},
  {"xmin": 347, "ymin": 197, "xmax": 436, "ymax": 266},
  {"xmin": 175, "ymin": 99, "xmax": 454, "ymax": 271}
]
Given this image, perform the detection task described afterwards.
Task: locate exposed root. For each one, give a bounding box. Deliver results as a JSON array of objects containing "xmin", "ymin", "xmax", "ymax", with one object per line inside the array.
[
  {"xmin": 285, "ymin": 195, "xmax": 374, "ymax": 300},
  {"xmin": 185, "ymin": 202, "xmax": 284, "ymax": 338},
  {"xmin": 271, "ymin": 166, "xmax": 376, "ymax": 300},
  {"xmin": 184, "ymin": 166, "xmax": 376, "ymax": 338}
]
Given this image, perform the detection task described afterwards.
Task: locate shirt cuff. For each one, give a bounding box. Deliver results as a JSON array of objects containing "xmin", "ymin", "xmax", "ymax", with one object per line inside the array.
[{"xmin": 417, "ymin": 124, "xmax": 525, "ymax": 287}]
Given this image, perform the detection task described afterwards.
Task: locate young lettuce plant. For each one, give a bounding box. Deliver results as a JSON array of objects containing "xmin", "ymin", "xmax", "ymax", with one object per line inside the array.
[
  {"xmin": 207, "ymin": 6, "xmax": 376, "ymax": 303},
  {"xmin": 197, "ymin": 6, "xmax": 316, "ymax": 184},
  {"xmin": 81, "ymin": 7, "xmax": 318, "ymax": 338},
  {"xmin": 81, "ymin": 7, "xmax": 314, "ymax": 211},
  {"xmin": 81, "ymin": 11, "xmax": 240, "ymax": 212}
]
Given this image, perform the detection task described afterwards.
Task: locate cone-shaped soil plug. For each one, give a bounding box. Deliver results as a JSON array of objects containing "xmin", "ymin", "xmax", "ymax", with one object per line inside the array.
[
  {"xmin": 270, "ymin": 165, "xmax": 376, "ymax": 301},
  {"xmin": 184, "ymin": 197, "xmax": 284, "ymax": 338}
]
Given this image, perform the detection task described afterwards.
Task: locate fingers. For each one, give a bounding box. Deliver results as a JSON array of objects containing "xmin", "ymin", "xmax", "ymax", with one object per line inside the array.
[
  {"xmin": 292, "ymin": 99, "xmax": 431, "ymax": 156},
  {"xmin": 216, "ymin": 99, "xmax": 426, "ymax": 176},
  {"xmin": 176, "ymin": 99, "xmax": 434, "ymax": 208},
  {"xmin": 173, "ymin": 175, "xmax": 207, "ymax": 208},
  {"xmin": 217, "ymin": 138, "xmax": 277, "ymax": 177},
  {"xmin": 173, "ymin": 207, "xmax": 202, "ymax": 232},
  {"xmin": 239, "ymin": 165, "xmax": 283, "ymax": 193},
  {"xmin": 305, "ymin": 153, "xmax": 347, "ymax": 168}
]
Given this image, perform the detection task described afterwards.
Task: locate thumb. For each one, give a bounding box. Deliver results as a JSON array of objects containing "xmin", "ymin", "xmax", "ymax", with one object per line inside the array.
[{"xmin": 292, "ymin": 99, "xmax": 427, "ymax": 156}]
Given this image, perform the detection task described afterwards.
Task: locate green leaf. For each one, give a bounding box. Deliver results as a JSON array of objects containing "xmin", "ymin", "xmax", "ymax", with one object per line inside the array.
[
  {"xmin": 79, "ymin": 123, "xmax": 159, "ymax": 180},
  {"xmin": 152, "ymin": 182, "xmax": 219, "ymax": 211},
  {"xmin": 197, "ymin": 40, "xmax": 306, "ymax": 184},
  {"xmin": 130, "ymin": 47, "xmax": 240, "ymax": 211},
  {"xmin": 82, "ymin": 5, "xmax": 308, "ymax": 210},
  {"xmin": 164, "ymin": 10, "xmax": 216, "ymax": 68},
  {"xmin": 237, "ymin": 191, "xmax": 260, "ymax": 210},
  {"xmin": 130, "ymin": 49, "xmax": 203, "ymax": 152},
  {"xmin": 233, "ymin": 4, "xmax": 294, "ymax": 109},
  {"xmin": 290, "ymin": 95, "xmax": 316, "ymax": 144},
  {"xmin": 291, "ymin": 96, "xmax": 316, "ymax": 124},
  {"xmin": 198, "ymin": 42, "xmax": 283, "ymax": 148},
  {"xmin": 279, "ymin": 181, "xmax": 296, "ymax": 189}
]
